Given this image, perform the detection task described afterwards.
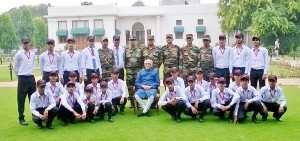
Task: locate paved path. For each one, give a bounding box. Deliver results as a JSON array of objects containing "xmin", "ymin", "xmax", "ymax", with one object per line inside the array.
[{"xmin": 271, "ymin": 57, "xmax": 300, "ymax": 67}]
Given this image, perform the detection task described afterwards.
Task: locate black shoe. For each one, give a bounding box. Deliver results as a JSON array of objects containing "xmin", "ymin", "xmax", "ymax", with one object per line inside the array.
[
  {"xmin": 199, "ymin": 115, "xmax": 204, "ymax": 122},
  {"xmin": 137, "ymin": 112, "xmax": 146, "ymax": 117},
  {"xmin": 228, "ymin": 119, "xmax": 233, "ymax": 123},
  {"xmin": 109, "ymin": 118, "xmax": 114, "ymax": 122},
  {"xmin": 276, "ymin": 118, "xmax": 283, "ymax": 122},
  {"xmin": 120, "ymin": 110, "xmax": 125, "ymax": 115},
  {"xmin": 19, "ymin": 119, "xmax": 28, "ymax": 125},
  {"xmin": 146, "ymin": 111, "xmax": 151, "ymax": 117},
  {"xmin": 262, "ymin": 116, "xmax": 267, "ymax": 121},
  {"xmin": 252, "ymin": 118, "xmax": 259, "ymax": 124},
  {"xmin": 90, "ymin": 119, "xmax": 95, "ymax": 123},
  {"xmin": 176, "ymin": 118, "xmax": 182, "ymax": 123},
  {"xmin": 38, "ymin": 124, "xmax": 44, "ymax": 129},
  {"xmin": 46, "ymin": 125, "xmax": 55, "ymax": 129},
  {"xmin": 69, "ymin": 119, "xmax": 76, "ymax": 124},
  {"xmin": 62, "ymin": 121, "xmax": 68, "ymax": 126},
  {"xmin": 191, "ymin": 115, "xmax": 197, "ymax": 120}
]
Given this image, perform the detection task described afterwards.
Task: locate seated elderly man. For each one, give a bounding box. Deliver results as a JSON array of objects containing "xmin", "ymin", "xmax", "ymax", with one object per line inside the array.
[{"xmin": 135, "ymin": 59, "xmax": 160, "ymax": 117}]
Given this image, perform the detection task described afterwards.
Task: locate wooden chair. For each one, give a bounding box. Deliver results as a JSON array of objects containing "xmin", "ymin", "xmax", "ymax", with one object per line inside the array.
[{"xmin": 133, "ymin": 87, "xmax": 160, "ymax": 115}]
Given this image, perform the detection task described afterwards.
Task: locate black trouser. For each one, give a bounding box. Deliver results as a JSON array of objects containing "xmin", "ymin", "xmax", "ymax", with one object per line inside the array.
[
  {"xmin": 250, "ymin": 69, "xmax": 265, "ymax": 89},
  {"xmin": 17, "ymin": 75, "xmax": 36, "ymax": 120},
  {"xmin": 63, "ymin": 70, "xmax": 80, "ymax": 85},
  {"xmin": 84, "ymin": 69, "xmax": 100, "ymax": 87},
  {"xmin": 260, "ymin": 101, "xmax": 287, "ymax": 120},
  {"xmin": 59, "ymin": 102, "xmax": 83, "ymax": 122},
  {"xmin": 43, "ymin": 70, "xmax": 59, "ymax": 82},
  {"xmin": 161, "ymin": 100, "xmax": 186, "ymax": 119},
  {"xmin": 32, "ymin": 107, "xmax": 58, "ymax": 126},
  {"xmin": 212, "ymin": 100, "xmax": 236, "ymax": 119},
  {"xmin": 96, "ymin": 102, "xmax": 113, "ymax": 119},
  {"xmin": 86, "ymin": 103, "xmax": 95, "ymax": 120},
  {"xmin": 215, "ymin": 68, "xmax": 230, "ymax": 87},
  {"xmin": 232, "ymin": 67, "xmax": 245, "ymax": 81},
  {"xmin": 237, "ymin": 101, "xmax": 262, "ymax": 122},
  {"xmin": 118, "ymin": 68, "xmax": 125, "ymax": 81},
  {"xmin": 184, "ymin": 99, "xmax": 210, "ymax": 118},
  {"xmin": 112, "ymin": 96, "xmax": 127, "ymax": 115}
]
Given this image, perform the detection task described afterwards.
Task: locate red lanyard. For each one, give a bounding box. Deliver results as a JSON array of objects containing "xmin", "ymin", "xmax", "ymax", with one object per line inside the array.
[
  {"xmin": 101, "ymin": 93, "xmax": 107, "ymax": 100},
  {"xmin": 237, "ymin": 47, "xmax": 243, "ymax": 55},
  {"xmin": 169, "ymin": 91, "xmax": 176, "ymax": 98},
  {"xmin": 68, "ymin": 52, "xmax": 74, "ymax": 59},
  {"xmin": 243, "ymin": 90, "xmax": 248, "ymax": 99},
  {"xmin": 89, "ymin": 47, "xmax": 95, "ymax": 56},
  {"xmin": 50, "ymin": 84, "xmax": 56, "ymax": 94},
  {"xmin": 236, "ymin": 82, "xmax": 240, "ymax": 88},
  {"xmin": 24, "ymin": 51, "xmax": 30, "ymax": 59},
  {"xmin": 113, "ymin": 82, "xmax": 118, "ymax": 90},
  {"xmin": 39, "ymin": 94, "xmax": 45, "ymax": 103},
  {"xmin": 48, "ymin": 53, "xmax": 54, "ymax": 65},
  {"xmin": 219, "ymin": 47, "xmax": 225, "ymax": 54},
  {"xmin": 69, "ymin": 94, "xmax": 75, "ymax": 104},
  {"xmin": 190, "ymin": 89, "xmax": 195, "ymax": 98},
  {"xmin": 219, "ymin": 91, "xmax": 225, "ymax": 100},
  {"xmin": 254, "ymin": 48, "xmax": 259, "ymax": 57},
  {"xmin": 269, "ymin": 89, "xmax": 276, "ymax": 97},
  {"xmin": 93, "ymin": 85, "xmax": 98, "ymax": 95}
]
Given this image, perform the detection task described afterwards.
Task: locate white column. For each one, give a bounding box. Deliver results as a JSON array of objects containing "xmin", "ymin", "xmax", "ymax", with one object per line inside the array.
[
  {"xmin": 89, "ymin": 19, "xmax": 94, "ymax": 35},
  {"xmin": 156, "ymin": 16, "xmax": 161, "ymax": 46},
  {"xmin": 103, "ymin": 17, "xmax": 116, "ymax": 47},
  {"xmin": 67, "ymin": 19, "xmax": 72, "ymax": 38}
]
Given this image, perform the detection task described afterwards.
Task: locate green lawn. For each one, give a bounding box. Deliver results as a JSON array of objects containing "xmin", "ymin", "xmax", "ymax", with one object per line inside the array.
[
  {"xmin": 0, "ymin": 66, "xmax": 41, "ymax": 82},
  {"xmin": 0, "ymin": 86, "xmax": 299, "ymax": 141}
]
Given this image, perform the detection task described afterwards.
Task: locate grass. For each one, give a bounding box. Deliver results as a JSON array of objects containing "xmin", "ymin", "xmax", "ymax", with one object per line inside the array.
[
  {"xmin": 0, "ymin": 66, "xmax": 41, "ymax": 82},
  {"xmin": 0, "ymin": 86, "xmax": 299, "ymax": 141}
]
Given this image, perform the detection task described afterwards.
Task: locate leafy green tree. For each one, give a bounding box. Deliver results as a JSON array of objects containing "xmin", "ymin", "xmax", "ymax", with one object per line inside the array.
[
  {"xmin": 32, "ymin": 17, "xmax": 47, "ymax": 53},
  {"xmin": 0, "ymin": 13, "xmax": 18, "ymax": 53},
  {"xmin": 17, "ymin": 7, "xmax": 34, "ymax": 43}
]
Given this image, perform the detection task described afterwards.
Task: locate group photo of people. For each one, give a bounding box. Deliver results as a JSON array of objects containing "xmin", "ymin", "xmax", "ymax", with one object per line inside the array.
[{"xmin": 14, "ymin": 32, "xmax": 287, "ymax": 129}]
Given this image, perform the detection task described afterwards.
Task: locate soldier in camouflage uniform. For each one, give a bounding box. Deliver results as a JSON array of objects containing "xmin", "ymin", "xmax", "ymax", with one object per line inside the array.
[
  {"xmin": 198, "ymin": 35, "xmax": 214, "ymax": 81},
  {"xmin": 142, "ymin": 35, "xmax": 162, "ymax": 70},
  {"xmin": 180, "ymin": 34, "xmax": 200, "ymax": 86},
  {"xmin": 125, "ymin": 35, "xmax": 143, "ymax": 107},
  {"xmin": 98, "ymin": 37, "xmax": 115, "ymax": 82},
  {"xmin": 161, "ymin": 34, "xmax": 181, "ymax": 82}
]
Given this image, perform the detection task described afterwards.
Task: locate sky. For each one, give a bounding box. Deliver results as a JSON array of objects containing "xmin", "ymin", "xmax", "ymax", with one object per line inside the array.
[{"xmin": 0, "ymin": 0, "xmax": 218, "ymax": 14}]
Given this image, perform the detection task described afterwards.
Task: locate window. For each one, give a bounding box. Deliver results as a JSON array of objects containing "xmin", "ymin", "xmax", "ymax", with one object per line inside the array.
[
  {"xmin": 125, "ymin": 30, "xmax": 130, "ymax": 45},
  {"xmin": 198, "ymin": 19, "xmax": 203, "ymax": 25},
  {"xmin": 72, "ymin": 20, "xmax": 89, "ymax": 28},
  {"xmin": 94, "ymin": 19, "xmax": 103, "ymax": 29},
  {"xmin": 58, "ymin": 36, "xmax": 67, "ymax": 44},
  {"xmin": 95, "ymin": 35, "xmax": 103, "ymax": 42},
  {"xmin": 147, "ymin": 29, "xmax": 151, "ymax": 36},
  {"xmin": 197, "ymin": 32, "xmax": 205, "ymax": 39},
  {"xmin": 176, "ymin": 20, "xmax": 182, "ymax": 25},
  {"xmin": 58, "ymin": 21, "xmax": 67, "ymax": 29},
  {"xmin": 175, "ymin": 32, "xmax": 183, "ymax": 39}
]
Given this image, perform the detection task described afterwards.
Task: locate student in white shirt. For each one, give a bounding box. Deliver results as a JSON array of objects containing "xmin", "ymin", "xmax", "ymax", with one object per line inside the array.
[
  {"xmin": 195, "ymin": 68, "xmax": 209, "ymax": 91},
  {"xmin": 30, "ymin": 79, "xmax": 58, "ymax": 129},
  {"xmin": 93, "ymin": 81, "xmax": 114, "ymax": 122},
  {"xmin": 108, "ymin": 68, "xmax": 127, "ymax": 115},
  {"xmin": 81, "ymin": 85, "xmax": 96, "ymax": 123},
  {"xmin": 183, "ymin": 76, "xmax": 210, "ymax": 122},
  {"xmin": 228, "ymin": 69, "xmax": 242, "ymax": 92},
  {"xmin": 63, "ymin": 71, "xmax": 84, "ymax": 96},
  {"xmin": 89, "ymin": 73, "xmax": 101, "ymax": 96},
  {"xmin": 169, "ymin": 67, "xmax": 185, "ymax": 88},
  {"xmin": 158, "ymin": 77, "xmax": 188, "ymax": 123},
  {"xmin": 45, "ymin": 71, "xmax": 66, "ymax": 106},
  {"xmin": 259, "ymin": 75, "xmax": 287, "ymax": 122},
  {"xmin": 59, "ymin": 81, "xmax": 86, "ymax": 126}
]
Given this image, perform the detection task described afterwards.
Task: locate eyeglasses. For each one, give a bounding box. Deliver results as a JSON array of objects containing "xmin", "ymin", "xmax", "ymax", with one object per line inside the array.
[
  {"xmin": 89, "ymin": 40, "xmax": 95, "ymax": 42},
  {"xmin": 47, "ymin": 43, "xmax": 54, "ymax": 45},
  {"xmin": 166, "ymin": 37, "xmax": 172, "ymax": 39},
  {"xmin": 148, "ymin": 39, "xmax": 154, "ymax": 41},
  {"xmin": 114, "ymin": 39, "xmax": 120, "ymax": 41}
]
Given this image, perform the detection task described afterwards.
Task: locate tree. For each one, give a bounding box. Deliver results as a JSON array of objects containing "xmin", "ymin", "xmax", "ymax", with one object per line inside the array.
[
  {"xmin": 32, "ymin": 17, "xmax": 47, "ymax": 53},
  {"xmin": 132, "ymin": 0, "xmax": 145, "ymax": 6},
  {"xmin": 218, "ymin": 0, "xmax": 300, "ymax": 51},
  {"xmin": 17, "ymin": 7, "xmax": 34, "ymax": 43},
  {"xmin": 0, "ymin": 13, "xmax": 18, "ymax": 53}
]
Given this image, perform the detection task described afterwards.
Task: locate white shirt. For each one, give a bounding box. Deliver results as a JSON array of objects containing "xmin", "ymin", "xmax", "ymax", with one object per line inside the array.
[
  {"xmin": 184, "ymin": 85, "xmax": 209, "ymax": 107},
  {"xmin": 230, "ymin": 44, "xmax": 250, "ymax": 73},
  {"xmin": 165, "ymin": 77, "xmax": 185, "ymax": 92},
  {"xmin": 60, "ymin": 50, "xmax": 82, "ymax": 77},
  {"xmin": 81, "ymin": 94, "xmax": 96, "ymax": 109},
  {"xmin": 195, "ymin": 79, "xmax": 208, "ymax": 92},
  {"xmin": 108, "ymin": 79, "xmax": 127, "ymax": 99},
  {"xmin": 158, "ymin": 86, "xmax": 189, "ymax": 107},
  {"xmin": 228, "ymin": 81, "xmax": 241, "ymax": 92},
  {"xmin": 89, "ymin": 83, "xmax": 101, "ymax": 96},
  {"xmin": 13, "ymin": 49, "xmax": 35, "ymax": 76},
  {"xmin": 61, "ymin": 91, "xmax": 85, "ymax": 112},
  {"xmin": 248, "ymin": 46, "xmax": 269, "ymax": 74},
  {"xmin": 45, "ymin": 82, "xmax": 66, "ymax": 99},
  {"xmin": 39, "ymin": 51, "xmax": 61, "ymax": 72},
  {"xmin": 212, "ymin": 46, "xmax": 232, "ymax": 69},
  {"xmin": 30, "ymin": 91, "xmax": 56, "ymax": 117},
  {"xmin": 206, "ymin": 82, "xmax": 218, "ymax": 98},
  {"xmin": 64, "ymin": 82, "xmax": 84, "ymax": 96},
  {"xmin": 234, "ymin": 86, "xmax": 261, "ymax": 116},
  {"xmin": 112, "ymin": 46, "xmax": 125, "ymax": 69},
  {"xmin": 95, "ymin": 90, "xmax": 113, "ymax": 110},
  {"xmin": 259, "ymin": 86, "xmax": 287, "ymax": 107},
  {"xmin": 81, "ymin": 46, "xmax": 102, "ymax": 75},
  {"xmin": 211, "ymin": 88, "xmax": 240, "ymax": 109}
]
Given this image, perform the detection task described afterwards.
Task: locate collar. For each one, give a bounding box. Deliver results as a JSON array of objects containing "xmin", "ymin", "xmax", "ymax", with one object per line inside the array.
[
  {"xmin": 47, "ymin": 50, "xmax": 54, "ymax": 55},
  {"xmin": 267, "ymin": 86, "xmax": 278, "ymax": 92},
  {"xmin": 37, "ymin": 91, "xmax": 47, "ymax": 98},
  {"xmin": 218, "ymin": 46, "xmax": 226, "ymax": 49}
]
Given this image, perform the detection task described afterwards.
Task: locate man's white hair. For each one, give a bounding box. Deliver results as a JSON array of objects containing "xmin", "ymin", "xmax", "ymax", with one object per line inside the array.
[{"xmin": 144, "ymin": 59, "xmax": 153, "ymax": 65}]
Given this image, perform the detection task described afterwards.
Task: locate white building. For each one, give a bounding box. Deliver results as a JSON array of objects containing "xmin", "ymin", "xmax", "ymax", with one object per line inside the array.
[{"xmin": 46, "ymin": 2, "xmax": 222, "ymax": 51}]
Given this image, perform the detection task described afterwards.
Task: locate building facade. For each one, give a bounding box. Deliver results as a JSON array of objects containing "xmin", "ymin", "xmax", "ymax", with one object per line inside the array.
[{"xmin": 47, "ymin": 3, "xmax": 222, "ymax": 51}]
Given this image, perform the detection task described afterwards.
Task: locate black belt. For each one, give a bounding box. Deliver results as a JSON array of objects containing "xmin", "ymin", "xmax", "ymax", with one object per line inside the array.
[{"xmin": 18, "ymin": 75, "xmax": 34, "ymax": 78}]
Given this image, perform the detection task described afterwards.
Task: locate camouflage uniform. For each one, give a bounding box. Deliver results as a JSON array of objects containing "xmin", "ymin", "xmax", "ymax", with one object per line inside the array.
[
  {"xmin": 98, "ymin": 48, "xmax": 115, "ymax": 82},
  {"xmin": 198, "ymin": 45, "xmax": 214, "ymax": 81},
  {"xmin": 180, "ymin": 45, "xmax": 200, "ymax": 85},
  {"xmin": 125, "ymin": 44, "xmax": 143, "ymax": 106},
  {"xmin": 161, "ymin": 45, "xmax": 181, "ymax": 80},
  {"xmin": 142, "ymin": 46, "xmax": 162, "ymax": 69}
]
